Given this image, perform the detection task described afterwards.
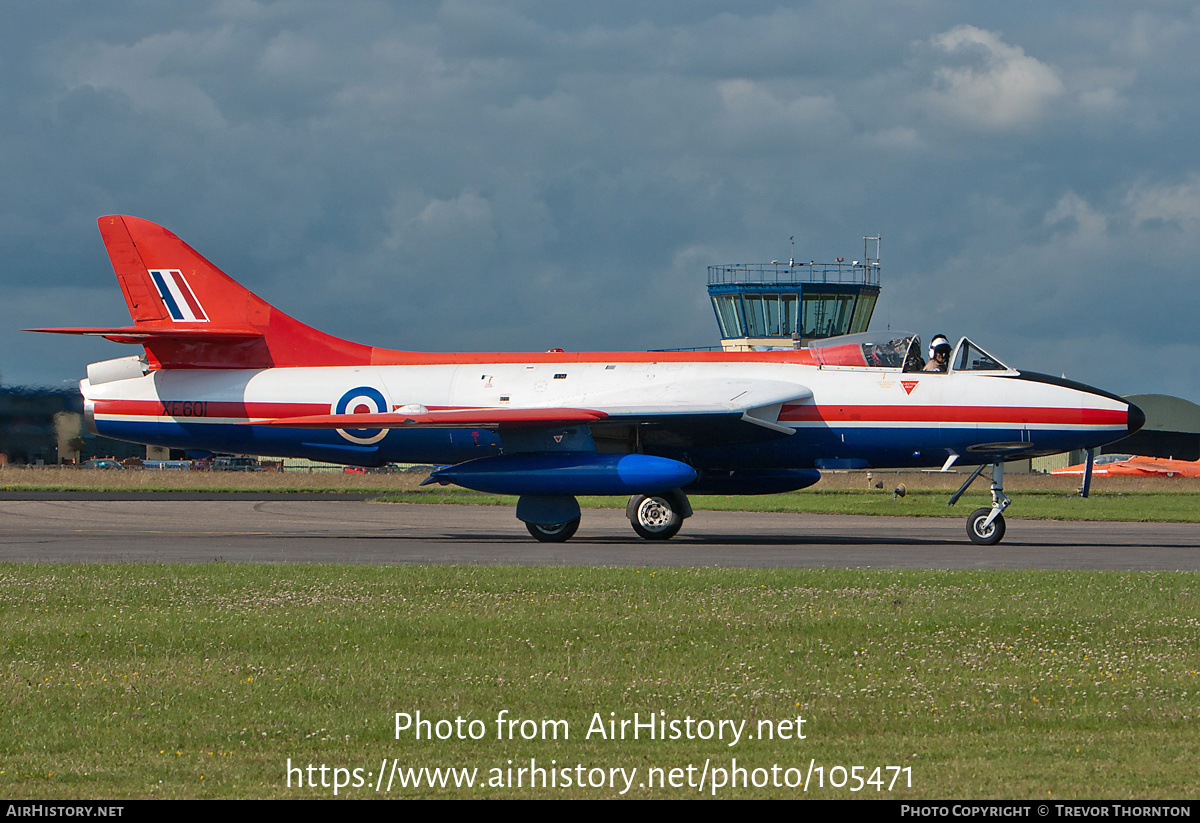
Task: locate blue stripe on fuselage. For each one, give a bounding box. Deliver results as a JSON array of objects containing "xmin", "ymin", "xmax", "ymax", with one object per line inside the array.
[
  {"xmin": 96, "ymin": 419, "xmax": 502, "ymax": 467},
  {"xmin": 95, "ymin": 418, "xmax": 1119, "ymax": 471}
]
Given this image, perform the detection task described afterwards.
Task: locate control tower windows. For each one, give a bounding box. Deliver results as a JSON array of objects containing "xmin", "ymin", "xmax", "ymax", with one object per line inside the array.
[
  {"xmin": 711, "ymin": 295, "xmax": 744, "ymax": 339},
  {"xmin": 848, "ymin": 293, "xmax": 875, "ymax": 334},
  {"xmin": 801, "ymin": 293, "xmax": 857, "ymax": 339}
]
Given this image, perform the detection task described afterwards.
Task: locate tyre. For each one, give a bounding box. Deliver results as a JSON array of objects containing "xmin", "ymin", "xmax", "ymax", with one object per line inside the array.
[
  {"xmin": 966, "ymin": 507, "xmax": 1005, "ymax": 546},
  {"xmin": 525, "ymin": 518, "xmax": 580, "ymax": 543},
  {"xmin": 629, "ymin": 495, "xmax": 683, "ymax": 540}
]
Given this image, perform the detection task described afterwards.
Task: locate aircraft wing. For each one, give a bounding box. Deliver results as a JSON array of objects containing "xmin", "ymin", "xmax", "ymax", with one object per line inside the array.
[
  {"xmin": 1119, "ymin": 459, "xmax": 1200, "ymax": 477},
  {"xmin": 1110, "ymin": 461, "xmax": 1158, "ymax": 476},
  {"xmin": 254, "ymin": 379, "xmax": 812, "ymax": 438},
  {"xmin": 571, "ymin": 378, "xmax": 811, "ymax": 436},
  {"xmin": 26, "ymin": 326, "xmax": 263, "ymax": 343}
]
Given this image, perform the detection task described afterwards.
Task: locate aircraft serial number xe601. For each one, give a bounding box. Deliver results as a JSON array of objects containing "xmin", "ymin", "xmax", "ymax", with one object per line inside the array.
[{"xmin": 32, "ymin": 216, "xmax": 1144, "ymax": 545}]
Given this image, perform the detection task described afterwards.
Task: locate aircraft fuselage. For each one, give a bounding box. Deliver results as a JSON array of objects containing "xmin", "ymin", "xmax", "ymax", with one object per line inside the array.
[{"xmin": 83, "ymin": 357, "xmax": 1134, "ymax": 471}]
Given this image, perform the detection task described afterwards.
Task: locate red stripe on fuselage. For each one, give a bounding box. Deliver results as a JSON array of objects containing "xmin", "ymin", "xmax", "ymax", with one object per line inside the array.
[
  {"xmin": 361, "ymin": 349, "xmax": 820, "ymax": 366},
  {"xmin": 93, "ymin": 398, "xmax": 1127, "ymax": 428},
  {"xmin": 778, "ymin": 404, "xmax": 1127, "ymax": 426},
  {"xmin": 94, "ymin": 399, "xmax": 328, "ymax": 419}
]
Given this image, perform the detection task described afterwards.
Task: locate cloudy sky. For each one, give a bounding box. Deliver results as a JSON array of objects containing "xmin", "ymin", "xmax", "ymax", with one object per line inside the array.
[{"xmin": 4, "ymin": 1, "xmax": 1198, "ymax": 402}]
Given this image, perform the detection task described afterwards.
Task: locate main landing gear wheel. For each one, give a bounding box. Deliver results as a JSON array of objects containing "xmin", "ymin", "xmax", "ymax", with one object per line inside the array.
[
  {"xmin": 525, "ymin": 518, "xmax": 580, "ymax": 543},
  {"xmin": 629, "ymin": 495, "xmax": 683, "ymax": 540},
  {"xmin": 966, "ymin": 507, "xmax": 1006, "ymax": 546}
]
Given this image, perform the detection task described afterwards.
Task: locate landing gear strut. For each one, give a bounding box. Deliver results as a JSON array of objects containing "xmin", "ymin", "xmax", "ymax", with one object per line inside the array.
[{"xmin": 949, "ymin": 462, "xmax": 1011, "ymax": 546}]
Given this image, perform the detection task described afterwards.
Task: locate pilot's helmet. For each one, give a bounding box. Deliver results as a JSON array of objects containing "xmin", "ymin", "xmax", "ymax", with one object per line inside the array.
[{"xmin": 928, "ymin": 334, "xmax": 951, "ymax": 360}]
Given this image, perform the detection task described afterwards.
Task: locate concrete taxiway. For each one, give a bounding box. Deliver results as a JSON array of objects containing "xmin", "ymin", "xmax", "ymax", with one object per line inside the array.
[{"xmin": 0, "ymin": 498, "xmax": 1197, "ymax": 570}]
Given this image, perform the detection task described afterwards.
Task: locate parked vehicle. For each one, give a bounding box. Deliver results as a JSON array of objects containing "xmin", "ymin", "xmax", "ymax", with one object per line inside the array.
[
  {"xmin": 143, "ymin": 460, "xmax": 195, "ymax": 470},
  {"xmin": 211, "ymin": 456, "xmax": 265, "ymax": 471},
  {"xmin": 82, "ymin": 458, "xmax": 124, "ymax": 470}
]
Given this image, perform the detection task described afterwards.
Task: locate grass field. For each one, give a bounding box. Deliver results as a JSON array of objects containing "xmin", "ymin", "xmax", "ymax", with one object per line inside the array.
[
  {"xmin": 4, "ymin": 465, "xmax": 1200, "ymax": 522},
  {"xmin": 6, "ymin": 464, "xmax": 1196, "ymax": 493},
  {"xmin": 4, "ymin": 467, "xmax": 1198, "ymax": 799},
  {"xmin": 2, "ymin": 564, "xmax": 1197, "ymax": 799},
  {"xmin": 0, "ymin": 465, "xmax": 433, "ymax": 493}
]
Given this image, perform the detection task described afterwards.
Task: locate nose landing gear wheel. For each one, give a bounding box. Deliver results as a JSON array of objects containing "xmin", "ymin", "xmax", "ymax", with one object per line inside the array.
[
  {"xmin": 966, "ymin": 508, "xmax": 1005, "ymax": 546},
  {"xmin": 629, "ymin": 495, "xmax": 683, "ymax": 540},
  {"xmin": 525, "ymin": 518, "xmax": 581, "ymax": 543},
  {"xmin": 950, "ymin": 462, "xmax": 1012, "ymax": 545}
]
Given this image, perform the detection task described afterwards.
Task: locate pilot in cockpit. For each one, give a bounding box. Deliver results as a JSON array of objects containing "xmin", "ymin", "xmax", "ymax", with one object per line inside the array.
[{"xmin": 922, "ymin": 334, "xmax": 952, "ymax": 373}]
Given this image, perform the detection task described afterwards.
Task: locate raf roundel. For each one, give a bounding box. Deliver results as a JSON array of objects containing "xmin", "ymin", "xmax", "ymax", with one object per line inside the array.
[{"xmin": 333, "ymin": 386, "xmax": 389, "ymax": 444}]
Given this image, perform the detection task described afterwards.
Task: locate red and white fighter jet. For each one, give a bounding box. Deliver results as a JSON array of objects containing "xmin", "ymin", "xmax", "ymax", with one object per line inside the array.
[
  {"xmin": 31, "ymin": 216, "xmax": 1144, "ymax": 544},
  {"xmin": 1052, "ymin": 454, "xmax": 1200, "ymax": 478}
]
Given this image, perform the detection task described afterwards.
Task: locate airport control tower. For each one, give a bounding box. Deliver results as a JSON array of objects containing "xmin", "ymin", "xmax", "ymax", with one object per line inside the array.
[{"xmin": 708, "ymin": 236, "xmax": 881, "ymax": 351}]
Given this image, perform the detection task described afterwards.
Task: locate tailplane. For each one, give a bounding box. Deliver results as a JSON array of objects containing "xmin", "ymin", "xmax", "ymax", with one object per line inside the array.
[{"xmin": 29, "ymin": 215, "xmax": 375, "ymax": 369}]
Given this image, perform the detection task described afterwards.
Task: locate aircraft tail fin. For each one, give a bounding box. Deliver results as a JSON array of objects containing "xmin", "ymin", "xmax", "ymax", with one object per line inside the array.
[{"xmin": 37, "ymin": 216, "xmax": 376, "ymax": 369}]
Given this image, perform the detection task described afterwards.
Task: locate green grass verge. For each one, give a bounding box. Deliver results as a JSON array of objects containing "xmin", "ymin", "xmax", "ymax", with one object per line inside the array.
[
  {"xmin": 5, "ymin": 467, "xmax": 1199, "ymax": 522},
  {"xmin": 0, "ymin": 486, "xmax": 391, "ymax": 494},
  {"xmin": 3, "ymin": 564, "xmax": 1198, "ymax": 799}
]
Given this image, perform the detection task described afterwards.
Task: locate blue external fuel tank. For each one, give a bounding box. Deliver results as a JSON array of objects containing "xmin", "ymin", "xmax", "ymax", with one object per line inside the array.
[{"xmin": 423, "ymin": 453, "xmax": 698, "ymax": 496}]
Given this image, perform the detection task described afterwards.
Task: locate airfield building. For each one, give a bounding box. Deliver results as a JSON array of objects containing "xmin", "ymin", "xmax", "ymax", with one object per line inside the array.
[
  {"xmin": 0, "ymin": 385, "xmax": 142, "ymax": 465},
  {"xmin": 708, "ymin": 237, "xmax": 881, "ymax": 351}
]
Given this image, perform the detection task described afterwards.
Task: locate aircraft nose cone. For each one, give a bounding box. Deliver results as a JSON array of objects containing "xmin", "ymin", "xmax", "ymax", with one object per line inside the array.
[{"xmin": 1127, "ymin": 402, "xmax": 1145, "ymax": 434}]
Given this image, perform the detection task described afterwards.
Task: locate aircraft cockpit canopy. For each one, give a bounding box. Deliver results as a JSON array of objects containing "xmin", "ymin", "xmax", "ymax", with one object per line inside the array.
[
  {"xmin": 950, "ymin": 338, "xmax": 1009, "ymax": 372},
  {"xmin": 809, "ymin": 332, "xmax": 1013, "ymax": 373},
  {"xmin": 809, "ymin": 331, "xmax": 923, "ymax": 369}
]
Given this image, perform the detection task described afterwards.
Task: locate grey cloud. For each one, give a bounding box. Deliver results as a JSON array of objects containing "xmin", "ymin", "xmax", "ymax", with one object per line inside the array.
[
  {"xmin": 0, "ymin": 2, "xmax": 1196, "ymax": 405},
  {"xmin": 914, "ymin": 25, "xmax": 1064, "ymax": 131}
]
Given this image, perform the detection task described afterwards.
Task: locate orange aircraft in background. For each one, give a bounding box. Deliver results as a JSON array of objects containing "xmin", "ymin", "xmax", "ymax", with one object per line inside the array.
[{"xmin": 1051, "ymin": 454, "xmax": 1200, "ymax": 478}]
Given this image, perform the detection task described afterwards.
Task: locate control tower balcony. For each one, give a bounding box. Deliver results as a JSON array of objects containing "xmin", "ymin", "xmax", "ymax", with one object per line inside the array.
[{"xmin": 707, "ymin": 238, "xmax": 881, "ymax": 351}]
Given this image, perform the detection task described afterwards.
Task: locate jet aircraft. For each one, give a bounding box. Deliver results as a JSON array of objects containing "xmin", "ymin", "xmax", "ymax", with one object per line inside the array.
[
  {"xmin": 1051, "ymin": 454, "xmax": 1200, "ymax": 478},
  {"xmin": 31, "ymin": 216, "xmax": 1144, "ymax": 545}
]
